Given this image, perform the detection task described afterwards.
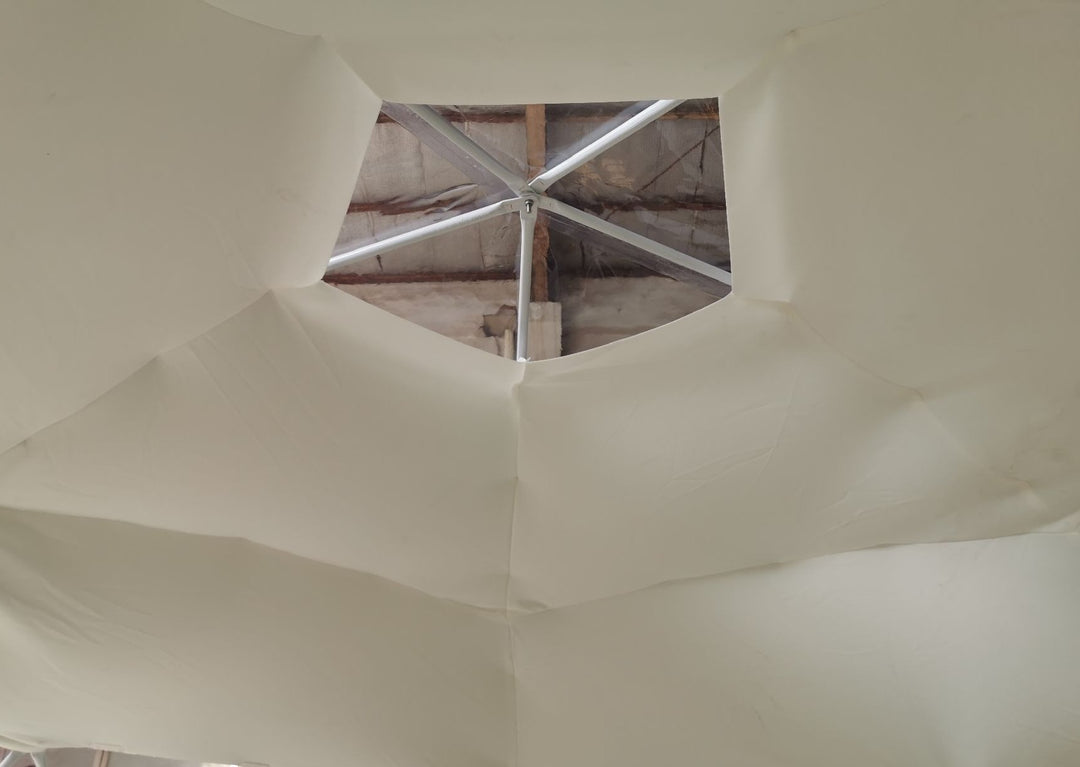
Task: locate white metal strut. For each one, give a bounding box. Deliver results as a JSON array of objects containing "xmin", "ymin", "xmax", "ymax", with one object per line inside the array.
[
  {"xmin": 328, "ymin": 100, "xmax": 730, "ymax": 355},
  {"xmin": 528, "ymin": 100, "xmax": 685, "ymax": 193}
]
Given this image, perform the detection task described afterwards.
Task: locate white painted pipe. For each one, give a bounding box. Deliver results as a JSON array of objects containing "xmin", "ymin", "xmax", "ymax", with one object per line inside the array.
[
  {"xmin": 529, "ymin": 100, "xmax": 685, "ymax": 193},
  {"xmin": 537, "ymin": 196, "xmax": 732, "ymax": 287},
  {"xmin": 327, "ymin": 198, "xmax": 521, "ymax": 271},
  {"xmin": 515, "ymin": 198, "xmax": 538, "ymax": 361},
  {"xmin": 402, "ymin": 105, "xmax": 529, "ymax": 194}
]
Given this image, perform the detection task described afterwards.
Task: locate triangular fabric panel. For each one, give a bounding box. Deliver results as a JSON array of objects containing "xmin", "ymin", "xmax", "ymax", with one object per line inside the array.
[{"xmin": 1, "ymin": 1, "xmax": 1079, "ymax": 765}]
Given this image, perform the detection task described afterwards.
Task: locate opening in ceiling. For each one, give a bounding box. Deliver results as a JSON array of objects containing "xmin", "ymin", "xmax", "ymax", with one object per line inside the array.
[{"xmin": 324, "ymin": 99, "xmax": 731, "ymax": 360}]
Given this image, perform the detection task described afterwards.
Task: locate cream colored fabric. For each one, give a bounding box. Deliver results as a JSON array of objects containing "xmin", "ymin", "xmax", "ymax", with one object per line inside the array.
[
  {"xmin": 201, "ymin": 0, "xmax": 887, "ymax": 104},
  {"xmin": 512, "ymin": 295, "xmax": 1055, "ymax": 610},
  {"xmin": 2, "ymin": 0, "xmax": 1080, "ymax": 765},
  {"xmin": 0, "ymin": 285, "xmax": 519, "ymax": 608},
  {"xmin": 0, "ymin": 0, "xmax": 378, "ymax": 455},
  {"xmin": 514, "ymin": 534, "xmax": 1080, "ymax": 767},
  {"xmin": 0, "ymin": 508, "xmax": 514, "ymax": 766}
]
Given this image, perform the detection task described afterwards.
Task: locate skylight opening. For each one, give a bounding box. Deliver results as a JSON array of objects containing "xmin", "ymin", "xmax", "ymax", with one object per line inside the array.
[{"xmin": 325, "ymin": 99, "xmax": 730, "ymax": 360}]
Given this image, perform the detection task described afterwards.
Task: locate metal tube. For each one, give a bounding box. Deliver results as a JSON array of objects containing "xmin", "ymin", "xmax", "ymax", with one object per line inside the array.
[
  {"xmin": 0, "ymin": 752, "xmax": 25, "ymax": 767},
  {"xmin": 529, "ymin": 100, "xmax": 685, "ymax": 193},
  {"xmin": 401, "ymin": 105, "xmax": 529, "ymax": 194},
  {"xmin": 516, "ymin": 199, "xmax": 539, "ymax": 360},
  {"xmin": 538, "ymin": 197, "xmax": 732, "ymax": 288},
  {"xmin": 381, "ymin": 102, "xmax": 518, "ymax": 192},
  {"xmin": 327, "ymin": 198, "xmax": 520, "ymax": 271}
]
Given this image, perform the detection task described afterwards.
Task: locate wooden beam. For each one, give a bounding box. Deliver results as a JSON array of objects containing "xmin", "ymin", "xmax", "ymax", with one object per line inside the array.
[
  {"xmin": 324, "ymin": 269, "xmax": 517, "ymax": 285},
  {"xmin": 346, "ymin": 196, "xmax": 726, "ymax": 217},
  {"xmin": 322, "ymin": 266, "xmax": 721, "ymax": 284},
  {"xmin": 526, "ymin": 104, "xmax": 547, "ymax": 179},
  {"xmin": 375, "ymin": 100, "xmax": 720, "ymax": 124},
  {"xmin": 525, "ymin": 103, "xmax": 550, "ymax": 302}
]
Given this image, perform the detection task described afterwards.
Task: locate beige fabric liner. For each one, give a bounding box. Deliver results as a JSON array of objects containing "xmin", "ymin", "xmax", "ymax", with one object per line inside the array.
[{"xmin": 1, "ymin": 0, "xmax": 1079, "ymax": 765}]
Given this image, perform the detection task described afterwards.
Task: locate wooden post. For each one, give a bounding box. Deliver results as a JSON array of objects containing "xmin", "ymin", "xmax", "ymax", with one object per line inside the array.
[{"xmin": 525, "ymin": 103, "xmax": 550, "ymax": 302}]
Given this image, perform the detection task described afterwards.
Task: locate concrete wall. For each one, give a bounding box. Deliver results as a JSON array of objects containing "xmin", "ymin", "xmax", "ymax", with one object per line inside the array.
[{"xmin": 558, "ymin": 276, "xmax": 715, "ymax": 354}]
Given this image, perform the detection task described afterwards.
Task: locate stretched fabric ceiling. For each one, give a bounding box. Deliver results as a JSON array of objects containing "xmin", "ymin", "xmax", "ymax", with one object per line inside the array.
[{"xmin": 1, "ymin": 1, "xmax": 1079, "ymax": 765}]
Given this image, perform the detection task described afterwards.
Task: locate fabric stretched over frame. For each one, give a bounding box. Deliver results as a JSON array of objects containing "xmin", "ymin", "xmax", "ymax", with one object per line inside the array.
[{"xmin": 1, "ymin": 0, "xmax": 1080, "ymax": 765}]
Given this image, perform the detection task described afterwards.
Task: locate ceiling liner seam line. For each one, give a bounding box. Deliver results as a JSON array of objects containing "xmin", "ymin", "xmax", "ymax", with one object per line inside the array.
[
  {"xmin": 194, "ymin": 0, "xmax": 325, "ymax": 49},
  {"xmin": 311, "ymin": 33, "xmax": 382, "ymax": 127},
  {"xmin": 0, "ymin": 290, "xmax": 276, "ymax": 463},
  {"xmin": 0, "ymin": 501, "xmax": 505, "ymax": 615},
  {"xmin": 786, "ymin": 0, "xmax": 894, "ymax": 37},
  {"xmin": 777, "ymin": 299, "xmax": 1052, "ymax": 515},
  {"xmin": 715, "ymin": 0, "xmax": 895, "ymax": 108},
  {"xmin": 516, "ymin": 529, "xmax": 1080, "ymax": 620},
  {"xmin": 264, "ymin": 288, "xmax": 352, "ymax": 387},
  {"xmin": 503, "ymin": 367, "xmax": 527, "ymax": 767},
  {"xmin": 505, "ymin": 582, "xmax": 520, "ymax": 767},
  {"xmin": 303, "ymin": 34, "xmax": 381, "ymax": 283}
]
